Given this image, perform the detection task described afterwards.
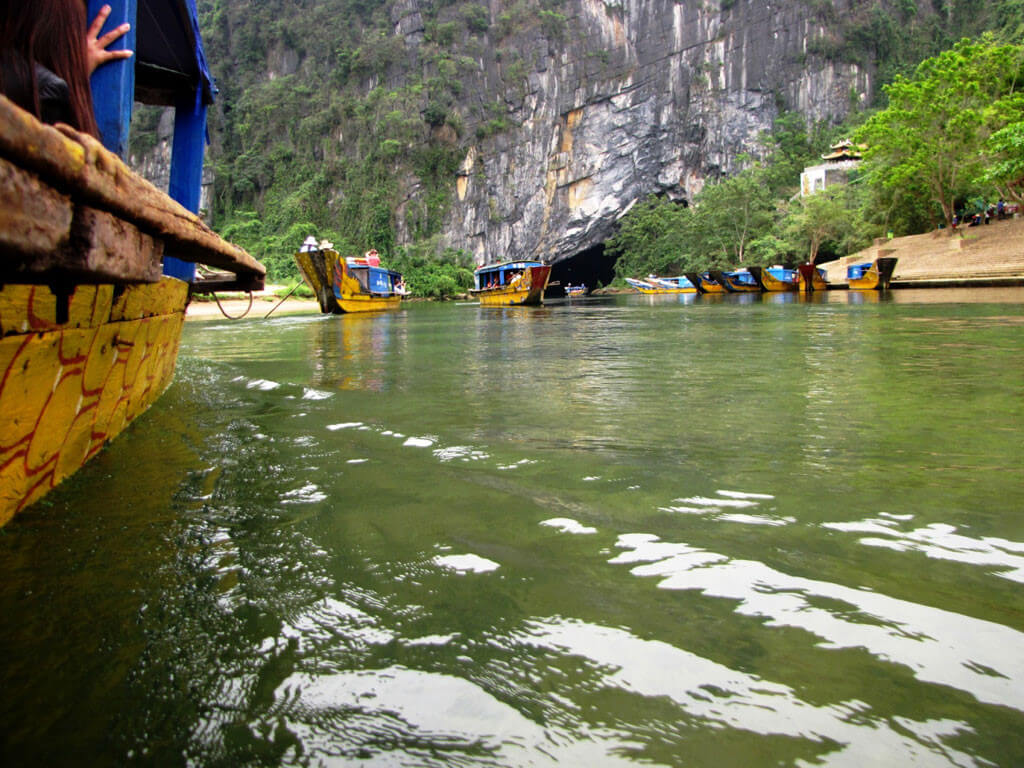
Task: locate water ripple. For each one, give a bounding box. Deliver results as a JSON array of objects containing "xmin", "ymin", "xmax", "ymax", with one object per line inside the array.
[{"xmin": 610, "ymin": 534, "xmax": 1024, "ymax": 712}]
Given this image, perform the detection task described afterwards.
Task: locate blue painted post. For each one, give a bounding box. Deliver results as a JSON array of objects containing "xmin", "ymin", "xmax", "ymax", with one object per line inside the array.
[
  {"xmin": 87, "ymin": 0, "xmax": 137, "ymax": 156},
  {"xmin": 163, "ymin": 98, "xmax": 208, "ymax": 281}
]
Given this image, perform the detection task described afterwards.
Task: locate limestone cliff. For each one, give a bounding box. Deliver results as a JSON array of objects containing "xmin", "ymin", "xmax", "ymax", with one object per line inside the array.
[{"xmin": 393, "ymin": 0, "xmax": 874, "ymax": 265}]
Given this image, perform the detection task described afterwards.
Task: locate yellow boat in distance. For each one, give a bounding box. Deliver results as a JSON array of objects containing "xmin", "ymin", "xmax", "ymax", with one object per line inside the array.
[
  {"xmin": 625, "ymin": 276, "xmax": 697, "ymax": 294},
  {"xmin": 748, "ymin": 266, "xmax": 800, "ymax": 292},
  {"xmin": 471, "ymin": 260, "xmax": 552, "ymax": 306},
  {"xmin": 709, "ymin": 269, "xmax": 761, "ymax": 293},
  {"xmin": 295, "ymin": 247, "xmax": 405, "ymax": 313},
  {"xmin": 797, "ymin": 263, "xmax": 830, "ymax": 292},
  {"xmin": 684, "ymin": 272, "xmax": 728, "ymax": 294},
  {"xmin": 847, "ymin": 256, "xmax": 898, "ymax": 290}
]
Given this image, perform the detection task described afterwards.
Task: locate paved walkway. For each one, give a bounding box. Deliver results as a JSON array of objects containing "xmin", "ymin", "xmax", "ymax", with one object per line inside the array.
[{"xmin": 820, "ymin": 216, "xmax": 1024, "ymax": 286}]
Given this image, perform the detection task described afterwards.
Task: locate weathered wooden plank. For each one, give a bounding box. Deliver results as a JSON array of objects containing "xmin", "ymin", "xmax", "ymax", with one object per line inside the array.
[
  {"xmin": 0, "ymin": 157, "xmax": 73, "ymax": 262},
  {"xmin": 0, "ymin": 96, "xmax": 264, "ymax": 281},
  {"xmin": 67, "ymin": 207, "xmax": 164, "ymax": 283}
]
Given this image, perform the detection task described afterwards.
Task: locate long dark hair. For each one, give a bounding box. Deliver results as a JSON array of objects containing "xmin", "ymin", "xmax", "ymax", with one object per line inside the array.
[{"xmin": 0, "ymin": 0, "xmax": 99, "ymax": 137}]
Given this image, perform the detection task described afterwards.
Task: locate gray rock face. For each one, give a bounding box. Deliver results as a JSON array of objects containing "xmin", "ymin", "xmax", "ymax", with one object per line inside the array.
[{"xmin": 423, "ymin": 0, "xmax": 872, "ymax": 266}]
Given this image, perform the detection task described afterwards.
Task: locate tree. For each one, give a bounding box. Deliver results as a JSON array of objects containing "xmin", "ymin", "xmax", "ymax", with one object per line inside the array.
[
  {"xmin": 688, "ymin": 167, "xmax": 775, "ymax": 265},
  {"xmin": 978, "ymin": 105, "xmax": 1024, "ymax": 203},
  {"xmin": 607, "ymin": 196, "xmax": 692, "ymax": 279},
  {"xmin": 783, "ymin": 186, "xmax": 867, "ymax": 264},
  {"xmin": 856, "ymin": 35, "xmax": 1024, "ymax": 232}
]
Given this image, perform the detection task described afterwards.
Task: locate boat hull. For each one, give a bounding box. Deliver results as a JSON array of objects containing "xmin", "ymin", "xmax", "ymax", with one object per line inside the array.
[
  {"xmin": 685, "ymin": 272, "xmax": 727, "ymax": 294},
  {"xmin": 709, "ymin": 270, "xmax": 760, "ymax": 293},
  {"xmin": 0, "ymin": 278, "xmax": 189, "ymax": 525},
  {"xmin": 472, "ymin": 265, "xmax": 551, "ymax": 306},
  {"xmin": 797, "ymin": 264, "xmax": 829, "ymax": 292},
  {"xmin": 748, "ymin": 266, "xmax": 799, "ymax": 292},
  {"xmin": 848, "ymin": 257, "xmax": 898, "ymax": 291}
]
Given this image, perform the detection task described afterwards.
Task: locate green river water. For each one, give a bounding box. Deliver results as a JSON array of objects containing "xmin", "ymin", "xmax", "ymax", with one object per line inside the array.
[{"xmin": 2, "ymin": 288, "xmax": 1023, "ymax": 766}]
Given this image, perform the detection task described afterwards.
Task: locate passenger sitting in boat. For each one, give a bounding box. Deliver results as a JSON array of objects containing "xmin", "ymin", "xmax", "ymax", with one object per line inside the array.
[
  {"xmin": 0, "ymin": 1, "xmax": 133, "ymax": 137},
  {"xmin": 299, "ymin": 235, "xmax": 318, "ymax": 252}
]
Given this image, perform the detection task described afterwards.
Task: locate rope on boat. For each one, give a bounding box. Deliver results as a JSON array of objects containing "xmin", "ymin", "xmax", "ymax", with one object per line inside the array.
[
  {"xmin": 212, "ymin": 291, "xmax": 254, "ymax": 320},
  {"xmin": 263, "ymin": 281, "xmax": 303, "ymax": 319}
]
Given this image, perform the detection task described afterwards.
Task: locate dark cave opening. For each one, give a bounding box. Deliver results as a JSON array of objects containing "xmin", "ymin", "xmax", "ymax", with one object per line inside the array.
[{"xmin": 546, "ymin": 244, "xmax": 618, "ymax": 298}]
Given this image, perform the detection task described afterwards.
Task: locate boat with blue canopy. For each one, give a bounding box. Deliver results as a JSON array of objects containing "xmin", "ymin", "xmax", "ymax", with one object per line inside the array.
[
  {"xmin": 847, "ymin": 257, "xmax": 898, "ymax": 290},
  {"xmin": 748, "ymin": 266, "xmax": 800, "ymax": 292},
  {"xmin": 471, "ymin": 260, "xmax": 551, "ymax": 306},
  {"xmin": 710, "ymin": 269, "xmax": 760, "ymax": 293},
  {"xmin": 295, "ymin": 247, "xmax": 404, "ymax": 313}
]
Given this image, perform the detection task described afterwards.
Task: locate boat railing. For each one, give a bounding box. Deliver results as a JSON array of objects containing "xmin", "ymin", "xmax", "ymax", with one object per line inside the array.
[{"xmin": 0, "ymin": 96, "xmax": 264, "ymax": 295}]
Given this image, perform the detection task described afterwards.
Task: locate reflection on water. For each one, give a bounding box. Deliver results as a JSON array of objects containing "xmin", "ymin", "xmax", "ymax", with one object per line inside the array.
[{"xmin": 1, "ymin": 291, "xmax": 1022, "ymax": 766}]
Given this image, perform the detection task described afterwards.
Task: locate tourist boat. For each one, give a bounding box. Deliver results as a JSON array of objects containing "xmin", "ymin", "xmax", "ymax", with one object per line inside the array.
[
  {"xmin": 295, "ymin": 248, "xmax": 404, "ymax": 313},
  {"xmin": 471, "ymin": 260, "xmax": 552, "ymax": 306},
  {"xmin": 565, "ymin": 284, "xmax": 587, "ymax": 297},
  {"xmin": 847, "ymin": 257, "xmax": 898, "ymax": 290},
  {"xmin": 625, "ymin": 275, "xmax": 695, "ymax": 294},
  {"xmin": 0, "ymin": 4, "xmax": 263, "ymax": 526},
  {"xmin": 748, "ymin": 266, "xmax": 800, "ymax": 292},
  {"xmin": 685, "ymin": 272, "xmax": 728, "ymax": 294},
  {"xmin": 797, "ymin": 264, "xmax": 830, "ymax": 292},
  {"xmin": 709, "ymin": 269, "xmax": 761, "ymax": 293}
]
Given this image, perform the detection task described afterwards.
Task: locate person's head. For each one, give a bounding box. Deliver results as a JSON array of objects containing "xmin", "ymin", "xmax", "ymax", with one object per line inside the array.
[{"xmin": 0, "ymin": 0, "xmax": 99, "ymax": 137}]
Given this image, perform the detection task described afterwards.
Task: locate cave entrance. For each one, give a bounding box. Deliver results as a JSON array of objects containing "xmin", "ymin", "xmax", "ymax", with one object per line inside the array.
[{"xmin": 546, "ymin": 244, "xmax": 617, "ymax": 298}]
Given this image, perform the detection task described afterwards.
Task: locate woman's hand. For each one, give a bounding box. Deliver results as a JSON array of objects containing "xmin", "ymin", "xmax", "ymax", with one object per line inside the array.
[{"xmin": 86, "ymin": 4, "xmax": 133, "ymax": 75}]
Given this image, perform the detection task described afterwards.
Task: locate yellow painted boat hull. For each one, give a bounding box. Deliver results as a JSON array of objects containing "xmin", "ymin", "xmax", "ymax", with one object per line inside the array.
[
  {"xmin": 848, "ymin": 257, "xmax": 898, "ymax": 291},
  {"xmin": 758, "ymin": 272, "xmax": 799, "ymax": 292},
  {"xmin": 0, "ymin": 278, "xmax": 188, "ymax": 525}
]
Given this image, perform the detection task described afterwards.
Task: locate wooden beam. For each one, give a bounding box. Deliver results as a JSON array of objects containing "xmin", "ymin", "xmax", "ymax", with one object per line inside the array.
[
  {"xmin": 0, "ymin": 158, "xmax": 72, "ymax": 264},
  {"xmin": 0, "ymin": 96, "xmax": 265, "ymax": 281}
]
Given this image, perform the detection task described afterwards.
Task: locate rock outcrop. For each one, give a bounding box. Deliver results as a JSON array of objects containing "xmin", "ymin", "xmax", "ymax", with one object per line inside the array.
[{"xmin": 417, "ymin": 0, "xmax": 873, "ymax": 265}]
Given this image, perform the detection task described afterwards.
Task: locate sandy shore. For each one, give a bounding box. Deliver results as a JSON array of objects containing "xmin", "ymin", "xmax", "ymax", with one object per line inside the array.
[{"xmin": 185, "ymin": 289, "xmax": 321, "ymax": 321}]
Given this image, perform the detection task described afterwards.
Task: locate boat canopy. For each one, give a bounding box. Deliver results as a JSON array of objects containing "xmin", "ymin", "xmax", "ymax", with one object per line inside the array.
[
  {"xmin": 345, "ymin": 263, "xmax": 402, "ymax": 294},
  {"xmin": 725, "ymin": 270, "xmax": 758, "ymax": 286},
  {"xmin": 847, "ymin": 262, "xmax": 873, "ymax": 280},
  {"xmin": 473, "ymin": 261, "xmax": 542, "ymax": 290},
  {"xmin": 766, "ymin": 267, "xmax": 797, "ymax": 282},
  {"xmin": 133, "ymin": 0, "xmax": 215, "ymax": 108}
]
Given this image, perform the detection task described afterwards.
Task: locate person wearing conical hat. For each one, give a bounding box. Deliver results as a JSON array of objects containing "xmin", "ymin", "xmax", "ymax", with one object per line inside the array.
[
  {"xmin": 299, "ymin": 235, "xmax": 318, "ymax": 252},
  {"xmin": 319, "ymin": 238, "xmax": 334, "ymax": 251}
]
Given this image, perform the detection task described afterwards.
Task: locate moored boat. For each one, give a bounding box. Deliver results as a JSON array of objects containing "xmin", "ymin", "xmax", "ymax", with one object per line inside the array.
[
  {"xmin": 471, "ymin": 261, "xmax": 551, "ymax": 306},
  {"xmin": 685, "ymin": 272, "xmax": 727, "ymax": 294},
  {"xmin": 0, "ymin": 4, "xmax": 263, "ymax": 525},
  {"xmin": 625, "ymin": 275, "xmax": 695, "ymax": 294},
  {"xmin": 295, "ymin": 247, "xmax": 404, "ymax": 313},
  {"xmin": 847, "ymin": 257, "xmax": 898, "ymax": 290},
  {"xmin": 748, "ymin": 266, "xmax": 800, "ymax": 292},
  {"xmin": 797, "ymin": 263, "xmax": 830, "ymax": 292},
  {"xmin": 565, "ymin": 284, "xmax": 587, "ymax": 297},
  {"xmin": 709, "ymin": 269, "xmax": 760, "ymax": 293}
]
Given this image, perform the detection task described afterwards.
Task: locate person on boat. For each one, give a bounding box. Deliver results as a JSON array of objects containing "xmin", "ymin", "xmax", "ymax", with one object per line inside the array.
[
  {"xmin": 1, "ymin": 1, "xmax": 132, "ymax": 138},
  {"xmin": 299, "ymin": 235, "xmax": 319, "ymax": 252}
]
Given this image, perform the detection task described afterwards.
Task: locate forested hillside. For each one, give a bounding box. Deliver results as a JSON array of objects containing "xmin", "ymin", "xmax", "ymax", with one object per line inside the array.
[{"xmin": 131, "ymin": 0, "xmax": 1024, "ymax": 284}]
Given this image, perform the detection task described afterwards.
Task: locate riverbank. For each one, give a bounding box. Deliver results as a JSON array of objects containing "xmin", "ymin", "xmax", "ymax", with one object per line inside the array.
[
  {"xmin": 186, "ymin": 287, "xmax": 320, "ymax": 320},
  {"xmin": 821, "ymin": 215, "xmax": 1024, "ymax": 287}
]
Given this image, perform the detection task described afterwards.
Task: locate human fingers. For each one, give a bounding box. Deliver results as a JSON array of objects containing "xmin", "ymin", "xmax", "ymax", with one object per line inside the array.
[
  {"xmin": 97, "ymin": 22, "xmax": 132, "ymax": 50},
  {"xmin": 87, "ymin": 4, "xmax": 113, "ymax": 40}
]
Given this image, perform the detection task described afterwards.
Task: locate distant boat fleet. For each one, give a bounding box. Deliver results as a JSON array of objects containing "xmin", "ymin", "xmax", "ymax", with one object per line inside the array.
[
  {"xmin": 293, "ymin": 243, "xmax": 899, "ymax": 316},
  {"xmin": 627, "ymin": 258, "xmax": 898, "ymax": 295}
]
